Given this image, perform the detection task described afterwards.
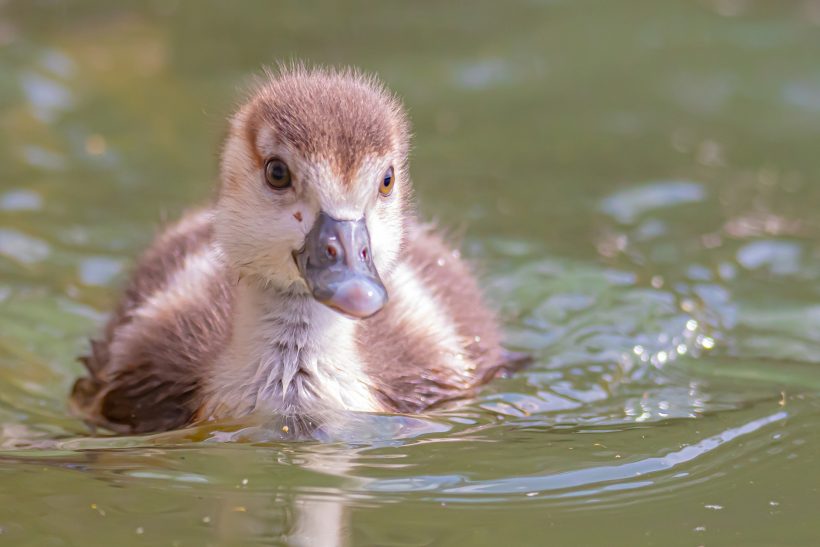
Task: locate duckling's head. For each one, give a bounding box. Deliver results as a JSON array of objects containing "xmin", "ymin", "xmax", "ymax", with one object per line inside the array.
[{"xmin": 216, "ymin": 65, "xmax": 411, "ymax": 318}]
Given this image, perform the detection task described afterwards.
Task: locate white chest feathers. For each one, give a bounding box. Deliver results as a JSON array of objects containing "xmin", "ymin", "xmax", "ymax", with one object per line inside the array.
[{"xmin": 201, "ymin": 284, "xmax": 380, "ymax": 420}]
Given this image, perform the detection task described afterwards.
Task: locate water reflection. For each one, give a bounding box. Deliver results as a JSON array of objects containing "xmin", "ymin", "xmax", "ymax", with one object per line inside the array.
[
  {"xmin": 600, "ymin": 181, "xmax": 705, "ymax": 224},
  {"xmin": 21, "ymin": 145, "xmax": 66, "ymax": 171},
  {"xmin": 0, "ymin": 228, "xmax": 50, "ymax": 264},
  {"xmin": 78, "ymin": 256, "xmax": 123, "ymax": 286},
  {"xmin": 0, "ymin": 189, "xmax": 42, "ymax": 211},
  {"xmin": 20, "ymin": 70, "xmax": 75, "ymax": 123}
]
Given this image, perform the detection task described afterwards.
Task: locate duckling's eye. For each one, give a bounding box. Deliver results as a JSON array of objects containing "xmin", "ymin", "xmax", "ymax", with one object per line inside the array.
[
  {"xmin": 265, "ymin": 158, "xmax": 292, "ymax": 189},
  {"xmin": 379, "ymin": 166, "xmax": 395, "ymax": 197}
]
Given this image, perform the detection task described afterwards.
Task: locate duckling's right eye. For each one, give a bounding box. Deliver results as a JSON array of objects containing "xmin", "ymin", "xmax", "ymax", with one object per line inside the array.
[{"xmin": 265, "ymin": 159, "xmax": 292, "ymax": 189}]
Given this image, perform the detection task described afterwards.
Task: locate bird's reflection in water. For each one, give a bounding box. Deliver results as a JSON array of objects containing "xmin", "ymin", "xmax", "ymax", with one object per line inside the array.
[{"xmin": 203, "ymin": 411, "xmax": 448, "ymax": 546}]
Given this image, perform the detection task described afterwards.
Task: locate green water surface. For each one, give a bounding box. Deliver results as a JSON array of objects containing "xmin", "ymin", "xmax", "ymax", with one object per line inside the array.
[{"xmin": 2, "ymin": 1, "xmax": 820, "ymax": 545}]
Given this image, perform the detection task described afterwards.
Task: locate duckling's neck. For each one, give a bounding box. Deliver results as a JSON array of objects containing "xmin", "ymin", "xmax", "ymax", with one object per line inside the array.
[{"xmin": 203, "ymin": 279, "xmax": 380, "ymax": 420}]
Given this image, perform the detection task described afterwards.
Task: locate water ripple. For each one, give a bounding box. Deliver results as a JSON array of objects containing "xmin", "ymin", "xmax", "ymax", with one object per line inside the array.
[{"xmin": 363, "ymin": 411, "xmax": 787, "ymax": 500}]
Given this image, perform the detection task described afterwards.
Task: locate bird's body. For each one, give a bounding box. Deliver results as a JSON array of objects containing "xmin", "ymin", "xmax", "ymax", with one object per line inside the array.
[{"xmin": 70, "ymin": 66, "xmax": 519, "ymax": 434}]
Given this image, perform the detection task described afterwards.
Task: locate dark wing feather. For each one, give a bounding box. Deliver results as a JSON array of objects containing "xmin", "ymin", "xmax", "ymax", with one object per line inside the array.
[{"xmin": 70, "ymin": 210, "xmax": 234, "ymax": 434}]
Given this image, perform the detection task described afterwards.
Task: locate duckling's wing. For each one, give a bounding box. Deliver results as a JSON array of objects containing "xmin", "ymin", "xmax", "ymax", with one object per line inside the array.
[
  {"xmin": 70, "ymin": 209, "xmax": 234, "ymax": 434},
  {"xmin": 358, "ymin": 222, "xmax": 521, "ymax": 412}
]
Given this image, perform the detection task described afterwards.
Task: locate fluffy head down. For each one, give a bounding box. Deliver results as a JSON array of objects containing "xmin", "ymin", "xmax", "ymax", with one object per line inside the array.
[{"xmin": 216, "ymin": 65, "xmax": 413, "ymax": 291}]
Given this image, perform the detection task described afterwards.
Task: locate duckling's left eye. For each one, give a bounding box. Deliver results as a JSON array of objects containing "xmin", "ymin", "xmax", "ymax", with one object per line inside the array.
[{"xmin": 379, "ymin": 166, "xmax": 395, "ymax": 197}]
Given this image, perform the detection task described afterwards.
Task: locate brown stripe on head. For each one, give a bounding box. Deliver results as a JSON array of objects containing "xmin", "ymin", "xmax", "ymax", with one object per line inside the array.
[
  {"xmin": 245, "ymin": 64, "xmax": 410, "ymax": 184},
  {"xmin": 242, "ymin": 111, "xmax": 265, "ymax": 171}
]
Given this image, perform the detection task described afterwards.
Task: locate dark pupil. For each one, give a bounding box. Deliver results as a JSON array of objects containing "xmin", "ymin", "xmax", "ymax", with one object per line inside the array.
[
  {"xmin": 383, "ymin": 175, "xmax": 391, "ymax": 186},
  {"xmin": 271, "ymin": 163, "xmax": 285, "ymax": 179}
]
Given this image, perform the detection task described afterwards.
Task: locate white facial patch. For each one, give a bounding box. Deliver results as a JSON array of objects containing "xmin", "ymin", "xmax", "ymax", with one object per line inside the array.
[{"xmin": 216, "ymin": 121, "xmax": 318, "ymax": 291}]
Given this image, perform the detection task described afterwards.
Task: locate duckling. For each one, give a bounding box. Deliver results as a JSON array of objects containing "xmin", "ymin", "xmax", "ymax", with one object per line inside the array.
[{"xmin": 70, "ymin": 65, "xmax": 524, "ymax": 434}]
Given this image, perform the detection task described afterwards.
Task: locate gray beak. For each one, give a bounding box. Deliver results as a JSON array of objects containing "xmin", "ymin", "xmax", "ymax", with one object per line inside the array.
[{"xmin": 294, "ymin": 212, "xmax": 388, "ymax": 319}]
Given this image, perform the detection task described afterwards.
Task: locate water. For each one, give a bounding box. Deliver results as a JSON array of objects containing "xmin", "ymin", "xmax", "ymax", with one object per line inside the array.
[{"xmin": 2, "ymin": 1, "xmax": 820, "ymax": 544}]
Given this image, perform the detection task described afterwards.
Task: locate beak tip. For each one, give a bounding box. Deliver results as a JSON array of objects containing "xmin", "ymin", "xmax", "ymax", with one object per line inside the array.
[{"xmin": 322, "ymin": 279, "xmax": 387, "ymax": 319}]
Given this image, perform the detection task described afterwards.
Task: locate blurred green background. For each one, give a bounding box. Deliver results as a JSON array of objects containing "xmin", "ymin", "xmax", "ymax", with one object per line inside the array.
[{"xmin": 1, "ymin": 1, "xmax": 820, "ymax": 545}]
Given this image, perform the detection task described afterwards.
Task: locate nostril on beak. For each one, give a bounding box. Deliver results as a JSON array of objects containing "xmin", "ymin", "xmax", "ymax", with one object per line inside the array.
[{"xmin": 361, "ymin": 247, "xmax": 368, "ymax": 261}]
